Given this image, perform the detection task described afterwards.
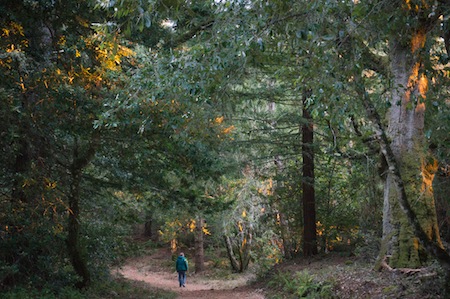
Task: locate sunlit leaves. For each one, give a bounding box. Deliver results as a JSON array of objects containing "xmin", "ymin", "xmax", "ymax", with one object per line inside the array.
[{"xmin": 0, "ymin": 0, "xmax": 143, "ymax": 287}]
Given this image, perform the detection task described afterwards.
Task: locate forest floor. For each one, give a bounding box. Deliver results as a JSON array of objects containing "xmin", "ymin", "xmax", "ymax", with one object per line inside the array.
[
  {"xmin": 115, "ymin": 246, "xmax": 445, "ymax": 299},
  {"xmin": 115, "ymin": 247, "xmax": 264, "ymax": 299}
]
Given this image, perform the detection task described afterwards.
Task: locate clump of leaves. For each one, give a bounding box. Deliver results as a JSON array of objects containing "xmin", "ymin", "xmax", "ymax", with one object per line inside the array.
[{"xmin": 267, "ymin": 270, "xmax": 335, "ymax": 299}]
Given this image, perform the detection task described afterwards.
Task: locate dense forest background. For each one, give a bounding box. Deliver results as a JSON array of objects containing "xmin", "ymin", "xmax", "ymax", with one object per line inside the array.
[{"xmin": 1, "ymin": 0, "xmax": 450, "ymax": 298}]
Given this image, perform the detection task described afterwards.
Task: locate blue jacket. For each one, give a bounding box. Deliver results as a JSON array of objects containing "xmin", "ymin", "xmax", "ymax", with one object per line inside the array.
[{"xmin": 176, "ymin": 256, "xmax": 188, "ymax": 271}]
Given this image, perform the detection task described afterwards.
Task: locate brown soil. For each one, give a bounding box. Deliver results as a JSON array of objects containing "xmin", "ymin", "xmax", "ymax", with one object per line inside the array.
[{"xmin": 115, "ymin": 248, "xmax": 265, "ymax": 299}]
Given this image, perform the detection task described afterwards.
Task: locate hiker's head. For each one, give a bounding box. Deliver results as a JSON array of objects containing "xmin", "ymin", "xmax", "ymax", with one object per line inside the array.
[{"xmin": 179, "ymin": 252, "xmax": 184, "ymax": 257}]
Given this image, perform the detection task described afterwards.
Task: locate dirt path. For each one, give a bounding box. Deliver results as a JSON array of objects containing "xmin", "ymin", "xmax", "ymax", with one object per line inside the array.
[{"xmin": 116, "ymin": 250, "xmax": 265, "ymax": 299}]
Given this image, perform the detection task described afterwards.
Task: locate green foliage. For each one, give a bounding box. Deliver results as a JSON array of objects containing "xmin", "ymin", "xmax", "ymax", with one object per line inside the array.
[
  {"xmin": 81, "ymin": 189, "xmax": 159, "ymax": 270},
  {"xmin": 220, "ymin": 173, "xmax": 282, "ymax": 272},
  {"xmin": 0, "ymin": 188, "xmax": 147, "ymax": 290},
  {"xmin": 87, "ymin": 279, "xmax": 176, "ymax": 299},
  {"xmin": 1, "ymin": 0, "xmax": 449, "ymax": 295},
  {"xmin": 0, "ymin": 198, "xmax": 74, "ymax": 289},
  {"xmin": 268, "ymin": 270, "xmax": 335, "ymax": 299},
  {"xmin": 252, "ymin": 230, "xmax": 283, "ymax": 276},
  {"xmin": 1, "ymin": 0, "xmax": 227, "ymax": 289},
  {"xmin": 0, "ymin": 279, "xmax": 176, "ymax": 299}
]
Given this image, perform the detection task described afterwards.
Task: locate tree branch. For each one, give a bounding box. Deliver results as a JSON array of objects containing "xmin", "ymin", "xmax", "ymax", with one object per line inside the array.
[
  {"xmin": 73, "ymin": 131, "xmax": 101, "ymax": 171},
  {"xmin": 167, "ymin": 19, "xmax": 215, "ymax": 48},
  {"xmin": 344, "ymin": 20, "xmax": 390, "ymax": 77}
]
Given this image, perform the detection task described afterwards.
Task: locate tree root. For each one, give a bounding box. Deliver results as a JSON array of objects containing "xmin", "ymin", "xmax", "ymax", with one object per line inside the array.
[{"xmin": 380, "ymin": 256, "xmax": 424, "ymax": 275}]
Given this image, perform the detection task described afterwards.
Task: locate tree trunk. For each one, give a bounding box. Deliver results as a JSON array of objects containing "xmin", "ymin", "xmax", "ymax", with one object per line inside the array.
[
  {"xmin": 224, "ymin": 235, "xmax": 240, "ymax": 271},
  {"xmin": 278, "ymin": 211, "xmax": 293, "ymax": 259},
  {"xmin": 240, "ymin": 223, "xmax": 252, "ymax": 272},
  {"xmin": 144, "ymin": 218, "xmax": 153, "ymax": 238},
  {"xmin": 11, "ymin": 137, "xmax": 30, "ymax": 203},
  {"xmin": 144, "ymin": 217, "xmax": 160, "ymax": 241},
  {"xmin": 358, "ymin": 79, "xmax": 450, "ymax": 277},
  {"xmin": 66, "ymin": 134, "xmax": 99, "ymax": 288},
  {"xmin": 269, "ymin": 100, "xmax": 294, "ymax": 259},
  {"xmin": 194, "ymin": 216, "xmax": 205, "ymax": 273},
  {"xmin": 302, "ymin": 93, "xmax": 318, "ymax": 256},
  {"xmin": 67, "ymin": 168, "xmax": 91, "ymax": 289},
  {"xmin": 273, "ymin": 154, "xmax": 294, "ymax": 258},
  {"xmin": 11, "ymin": 19, "xmax": 52, "ymax": 204},
  {"xmin": 378, "ymin": 37, "xmax": 443, "ymax": 268}
]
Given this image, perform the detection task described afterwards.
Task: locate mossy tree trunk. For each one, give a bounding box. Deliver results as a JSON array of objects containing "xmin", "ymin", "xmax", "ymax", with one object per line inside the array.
[
  {"xmin": 381, "ymin": 35, "xmax": 443, "ymax": 268},
  {"xmin": 359, "ymin": 80, "xmax": 450, "ymax": 289},
  {"xmin": 347, "ymin": 1, "xmax": 450, "ymax": 275}
]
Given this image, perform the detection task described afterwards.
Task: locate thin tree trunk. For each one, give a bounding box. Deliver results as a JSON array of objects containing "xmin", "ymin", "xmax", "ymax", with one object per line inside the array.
[
  {"xmin": 66, "ymin": 134, "xmax": 99, "ymax": 288},
  {"xmin": 194, "ymin": 216, "xmax": 205, "ymax": 273},
  {"xmin": 11, "ymin": 19, "xmax": 51, "ymax": 204},
  {"xmin": 274, "ymin": 154, "xmax": 294, "ymax": 258},
  {"xmin": 224, "ymin": 235, "xmax": 240, "ymax": 271},
  {"xmin": 241, "ymin": 223, "xmax": 252, "ymax": 271},
  {"xmin": 278, "ymin": 211, "xmax": 293, "ymax": 259},
  {"xmin": 144, "ymin": 218, "xmax": 153, "ymax": 238},
  {"xmin": 269, "ymin": 99, "xmax": 294, "ymax": 259},
  {"xmin": 12, "ymin": 137, "xmax": 30, "ymax": 203},
  {"xmin": 67, "ymin": 168, "xmax": 90, "ymax": 289},
  {"xmin": 302, "ymin": 92, "xmax": 317, "ymax": 256}
]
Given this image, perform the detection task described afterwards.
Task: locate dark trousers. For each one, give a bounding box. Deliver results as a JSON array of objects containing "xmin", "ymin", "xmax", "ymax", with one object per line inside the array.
[{"xmin": 178, "ymin": 271, "xmax": 186, "ymax": 287}]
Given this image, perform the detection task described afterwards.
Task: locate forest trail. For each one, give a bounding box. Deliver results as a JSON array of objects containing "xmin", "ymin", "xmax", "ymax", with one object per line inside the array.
[{"xmin": 116, "ymin": 248, "xmax": 265, "ymax": 299}]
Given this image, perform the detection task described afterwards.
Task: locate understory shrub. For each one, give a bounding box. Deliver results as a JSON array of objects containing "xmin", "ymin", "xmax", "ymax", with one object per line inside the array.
[
  {"xmin": 268, "ymin": 270, "xmax": 335, "ymax": 299},
  {"xmin": 1, "ymin": 278, "xmax": 176, "ymax": 299}
]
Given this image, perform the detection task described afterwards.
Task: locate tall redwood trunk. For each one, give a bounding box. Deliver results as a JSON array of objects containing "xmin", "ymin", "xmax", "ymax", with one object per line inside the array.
[{"xmin": 302, "ymin": 93, "xmax": 317, "ymax": 256}]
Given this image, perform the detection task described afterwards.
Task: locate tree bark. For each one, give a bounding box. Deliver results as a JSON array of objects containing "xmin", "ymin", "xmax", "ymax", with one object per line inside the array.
[
  {"xmin": 11, "ymin": 136, "xmax": 31, "ymax": 203},
  {"xmin": 194, "ymin": 216, "xmax": 205, "ymax": 273},
  {"xmin": 144, "ymin": 216, "xmax": 159, "ymax": 241},
  {"xmin": 269, "ymin": 100, "xmax": 294, "ymax": 259},
  {"xmin": 67, "ymin": 168, "xmax": 91, "ymax": 289},
  {"xmin": 356, "ymin": 82, "xmax": 450, "ymax": 271},
  {"xmin": 376, "ymin": 37, "xmax": 443, "ymax": 268},
  {"xmin": 66, "ymin": 134, "xmax": 99, "ymax": 288},
  {"xmin": 224, "ymin": 235, "xmax": 240, "ymax": 271},
  {"xmin": 240, "ymin": 223, "xmax": 252, "ymax": 272},
  {"xmin": 11, "ymin": 17, "xmax": 52, "ymax": 204},
  {"xmin": 278, "ymin": 210, "xmax": 293, "ymax": 259},
  {"xmin": 302, "ymin": 92, "xmax": 318, "ymax": 256},
  {"xmin": 346, "ymin": 1, "xmax": 446, "ymax": 270}
]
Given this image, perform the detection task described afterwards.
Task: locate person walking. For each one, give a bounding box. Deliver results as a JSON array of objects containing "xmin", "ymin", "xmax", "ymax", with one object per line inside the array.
[{"xmin": 175, "ymin": 252, "xmax": 188, "ymax": 287}]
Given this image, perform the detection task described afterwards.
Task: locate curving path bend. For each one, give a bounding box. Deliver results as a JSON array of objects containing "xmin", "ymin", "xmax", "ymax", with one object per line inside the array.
[{"xmin": 116, "ymin": 253, "xmax": 265, "ymax": 299}]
